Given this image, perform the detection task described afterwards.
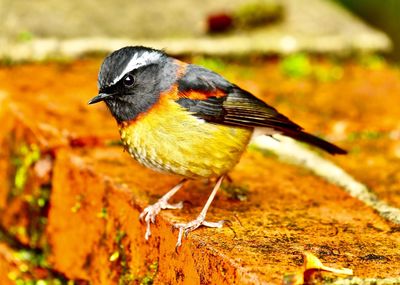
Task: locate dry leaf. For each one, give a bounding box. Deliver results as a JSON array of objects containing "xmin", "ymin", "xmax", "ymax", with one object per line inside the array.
[{"xmin": 283, "ymin": 252, "xmax": 353, "ymax": 285}]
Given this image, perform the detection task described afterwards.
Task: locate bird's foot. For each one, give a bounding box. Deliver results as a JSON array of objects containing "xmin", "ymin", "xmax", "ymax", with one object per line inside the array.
[
  {"xmin": 140, "ymin": 199, "xmax": 183, "ymax": 240},
  {"xmin": 174, "ymin": 214, "xmax": 224, "ymax": 248}
]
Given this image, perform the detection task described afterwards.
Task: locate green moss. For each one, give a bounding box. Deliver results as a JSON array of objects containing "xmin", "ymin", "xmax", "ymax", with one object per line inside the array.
[
  {"xmin": 15, "ymin": 249, "xmax": 49, "ymax": 268},
  {"xmin": 97, "ymin": 207, "xmax": 108, "ymax": 219},
  {"xmin": 70, "ymin": 194, "xmax": 84, "ymax": 213},
  {"xmin": 140, "ymin": 276, "xmax": 154, "ymax": 285},
  {"xmin": 3, "ymin": 134, "xmax": 93, "ymax": 285},
  {"xmin": 9, "ymin": 226, "xmax": 28, "ymax": 240},
  {"xmin": 112, "ymin": 230, "xmax": 159, "ymax": 285},
  {"xmin": 26, "ymin": 185, "xmax": 51, "ymax": 248},
  {"xmin": 139, "ymin": 261, "xmax": 158, "ymax": 285},
  {"xmin": 118, "ymin": 274, "xmax": 134, "ymax": 285},
  {"xmin": 347, "ymin": 130, "xmax": 385, "ymax": 142},
  {"xmin": 11, "ymin": 143, "xmax": 41, "ymax": 197},
  {"xmin": 7, "ymin": 246, "xmax": 71, "ymax": 285},
  {"xmin": 8, "ymin": 143, "xmax": 51, "ymax": 248},
  {"xmin": 115, "ymin": 230, "xmax": 126, "ymax": 244},
  {"xmin": 221, "ymin": 182, "xmax": 249, "ymax": 201},
  {"xmin": 113, "ymin": 230, "xmax": 132, "ymax": 284}
]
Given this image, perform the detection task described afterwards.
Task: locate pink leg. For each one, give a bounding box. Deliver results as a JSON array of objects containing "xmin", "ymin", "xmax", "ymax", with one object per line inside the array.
[
  {"xmin": 140, "ymin": 179, "xmax": 187, "ymax": 240},
  {"xmin": 174, "ymin": 176, "xmax": 225, "ymax": 248}
]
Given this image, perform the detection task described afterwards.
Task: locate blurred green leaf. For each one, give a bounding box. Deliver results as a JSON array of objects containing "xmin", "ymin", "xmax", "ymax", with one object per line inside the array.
[
  {"xmin": 280, "ymin": 53, "xmax": 312, "ymax": 78},
  {"xmin": 17, "ymin": 31, "xmax": 34, "ymax": 43}
]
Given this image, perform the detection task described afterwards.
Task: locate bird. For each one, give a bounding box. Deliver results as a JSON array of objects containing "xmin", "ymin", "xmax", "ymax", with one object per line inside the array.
[{"xmin": 88, "ymin": 46, "xmax": 346, "ymax": 248}]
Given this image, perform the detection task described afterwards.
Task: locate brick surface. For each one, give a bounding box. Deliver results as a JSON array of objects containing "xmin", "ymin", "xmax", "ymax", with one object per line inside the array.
[
  {"xmin": 0, "ymin": 243, "xmax": 18, "ymax": 285},
  {"xmin": 0, "ymin": 59, "xmax": 400, "ymax": 284}
]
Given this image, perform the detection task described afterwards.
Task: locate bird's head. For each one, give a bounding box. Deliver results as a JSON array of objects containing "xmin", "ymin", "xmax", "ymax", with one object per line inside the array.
[{"xmin": 89, "ymin": 46, "xmax": 178, "ymax": 123}]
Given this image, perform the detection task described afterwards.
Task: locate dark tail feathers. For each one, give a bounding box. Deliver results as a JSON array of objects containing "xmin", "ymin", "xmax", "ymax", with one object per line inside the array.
[{"xmin": 284, "ymin": 131, "xmax": 347, "ymax": 155}]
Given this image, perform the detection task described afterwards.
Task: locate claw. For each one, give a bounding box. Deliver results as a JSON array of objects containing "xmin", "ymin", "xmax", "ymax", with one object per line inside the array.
[
  {"xmin": 138, "ymin": 179, "xmax": 187, "ymax": 240},
  {"xmin": 139, "ymin": 199, "xmax": 184, "ymax": 240},
  {"xmin": 174, "ymin": 216, "xmax": 224, "ymax": 248},
  {"xmin": 174, "ymin": 176, "xmax": 226, "ymax": 248}
]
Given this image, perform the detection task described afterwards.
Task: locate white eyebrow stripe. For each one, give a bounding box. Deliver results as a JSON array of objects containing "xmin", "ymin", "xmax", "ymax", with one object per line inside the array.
[{"xmin": 111, "ymin": 51, "xmax": 161, "ymax": 85}]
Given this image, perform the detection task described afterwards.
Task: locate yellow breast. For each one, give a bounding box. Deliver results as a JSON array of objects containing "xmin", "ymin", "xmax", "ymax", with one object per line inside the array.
[{"xmin": 119, "ymin": 98, "xmax": 252, "ymax": 179}]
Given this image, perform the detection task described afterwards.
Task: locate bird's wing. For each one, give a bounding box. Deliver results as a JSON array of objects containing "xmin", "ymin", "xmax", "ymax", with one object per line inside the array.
[
  {"xmin": 176, "ymin": 64, "xmax": 302, "ymax": 132},
  {"xmin": 176, "ymin": 64, "xmax": 346, "ymax": 155}
]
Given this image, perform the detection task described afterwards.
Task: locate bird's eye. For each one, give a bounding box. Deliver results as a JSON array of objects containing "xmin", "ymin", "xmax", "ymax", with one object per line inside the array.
[{"xmin": 123, "ymin": 74, "xmax": 135, "ymax": 87}]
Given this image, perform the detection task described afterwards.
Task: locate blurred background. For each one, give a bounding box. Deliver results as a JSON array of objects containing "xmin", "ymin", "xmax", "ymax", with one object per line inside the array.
[
  {"xmin": 0, "ymin": 0, "xmax": 398, "ymax": 60},
  {"xmin": 335, "ymin": 0, "xmax": 400, "ymax": 60}
]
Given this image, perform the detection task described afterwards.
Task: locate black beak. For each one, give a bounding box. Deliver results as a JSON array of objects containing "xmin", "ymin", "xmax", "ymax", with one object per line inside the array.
[{"xmin": 88, "ymin": 93, "xmax": 113, "ymax": 104}]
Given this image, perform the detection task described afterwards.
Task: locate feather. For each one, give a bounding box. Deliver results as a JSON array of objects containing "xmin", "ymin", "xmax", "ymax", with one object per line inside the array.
[{"xmin": 176, "ymin": 64, "xmax": 346, "ymax": 155}]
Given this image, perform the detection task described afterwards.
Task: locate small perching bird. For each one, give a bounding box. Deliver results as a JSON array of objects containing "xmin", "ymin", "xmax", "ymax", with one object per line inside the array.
[{"xmin": 88, "ymin": 46, "xmax": 346, "ymax": 248}]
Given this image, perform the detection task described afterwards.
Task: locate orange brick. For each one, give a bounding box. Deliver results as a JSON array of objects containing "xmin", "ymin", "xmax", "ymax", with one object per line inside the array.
[{"xmin": 1, "ymin": 59, "xmax": 400, "ymax": 284}]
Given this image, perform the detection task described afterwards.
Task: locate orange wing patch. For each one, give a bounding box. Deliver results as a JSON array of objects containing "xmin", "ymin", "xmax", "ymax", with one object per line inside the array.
[
  {"xmin": 179, "ymin": 89, "xmax": 227, "ymax": 100},
  {"xmin": 174, "ymin": 59, "xmax": 227, "ymax": 100}
]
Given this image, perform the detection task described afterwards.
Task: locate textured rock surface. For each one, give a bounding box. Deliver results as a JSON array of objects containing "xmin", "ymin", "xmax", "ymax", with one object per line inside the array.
[{"xmin": 0, "ymin": 58, "xmax": 399, "ymax": 284}]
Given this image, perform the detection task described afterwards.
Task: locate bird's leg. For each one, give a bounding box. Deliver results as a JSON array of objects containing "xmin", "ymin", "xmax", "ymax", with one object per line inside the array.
[
  {"xmin": 140, "ymin": 179, "xmax": 187, "ymax": 240},
  {"xmin": 174, "ymin": 176, "xmax": 225, "ymax": 248}
]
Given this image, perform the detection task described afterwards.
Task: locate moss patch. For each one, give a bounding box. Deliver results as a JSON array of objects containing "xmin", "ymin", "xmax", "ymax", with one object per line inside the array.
[{"xmin": 10, "ymin": 143, "xmax": 40, "ymax": 198}]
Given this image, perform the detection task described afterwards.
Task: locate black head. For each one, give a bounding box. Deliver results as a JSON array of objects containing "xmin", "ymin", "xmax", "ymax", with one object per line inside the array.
[{"xmin": 89, "ymin": 46, "xmax": 178, "ymax": 123}]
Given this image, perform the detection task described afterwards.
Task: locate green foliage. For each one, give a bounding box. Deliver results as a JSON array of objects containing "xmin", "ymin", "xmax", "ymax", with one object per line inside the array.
[
  {"xmin": 191, "ymin": 56, "xmax": 255, "ymax": 81},
  {"xmin": 17, "ymin": 31, "xmax": 35, "ymax": 43},
  {"xmin": 192, "ymin": 56, "xmax": 227, "ymax": 74},
  {"xmin": 313, "ymin": 64, "xmax": 343, "ymax": 82},
  {"xmin": 280, "ymin": 53, "xmax": 344, "ymax": 82},
  {"xmin": 359, "ymin": 54, "xmax": 386, "ymax": 70},
  {"xmin": 0, "ymin": 56, "xmax": 17, "ymax": 66},
  {"xmin": 280, "ymin": 53, "xmax": 312, "ymax": 78}
]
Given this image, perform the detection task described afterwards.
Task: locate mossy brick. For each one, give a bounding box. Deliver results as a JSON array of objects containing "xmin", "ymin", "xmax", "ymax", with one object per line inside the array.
[
  {"xmin": 0, "ymin": 59, "xmax": 400, "ymax": 284},
  {"xmin": 0, "ymin": 61, "xmax": 118, "ymax": 247}
]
